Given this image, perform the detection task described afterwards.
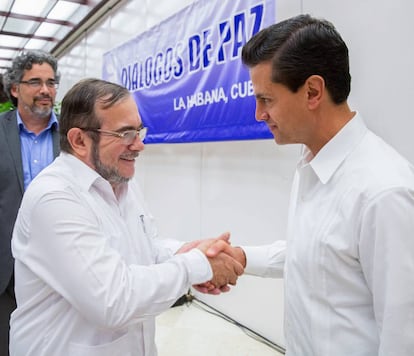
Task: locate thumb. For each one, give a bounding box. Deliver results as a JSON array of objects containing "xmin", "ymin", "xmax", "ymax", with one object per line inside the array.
[
  {"xmin": 205, "ymin": 239, "xmax": 232, "ymax": 258},
  {"xmin": 216, "ymin": 231, "xmax": 231, "ymax": 243}
]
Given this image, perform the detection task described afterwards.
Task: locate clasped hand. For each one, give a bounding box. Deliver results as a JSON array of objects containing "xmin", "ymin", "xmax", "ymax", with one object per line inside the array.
[{"xmin": 177, "ymin": 232, "xmax": 246, "ymax": 295}]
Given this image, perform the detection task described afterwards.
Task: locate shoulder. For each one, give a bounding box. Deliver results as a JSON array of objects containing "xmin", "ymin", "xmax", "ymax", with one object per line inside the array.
[
  {"xmin": 0, "ymin": 110, "xmax": 17, "ymax": 137},
  {"xmin": 22, "ymin": 159, "xmax": 75, "ymax": 209},
  {"xmin": 347, "ymin": 130, "xmax": 414, "ymax": 194},
  {"xmin": 0, "ymin": 109, "xmax": 16, "ymax": 120},
  {"xmin": 0, "ymin": 110, "xmax": 17, "ymax": 128}
]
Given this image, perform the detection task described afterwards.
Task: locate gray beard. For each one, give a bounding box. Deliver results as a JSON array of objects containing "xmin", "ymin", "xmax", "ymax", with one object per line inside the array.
[
  {"xmin": 92, "ymin": 142, "xmax": 130, "ymax": 187},
  {"xmin": 26, "ymin": 103, "xmax": 53, "ymax": 119}
]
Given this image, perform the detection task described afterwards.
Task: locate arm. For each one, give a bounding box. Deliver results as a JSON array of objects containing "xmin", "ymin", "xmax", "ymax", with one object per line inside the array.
[
  {"xmin": 174, "ymin": 233, "xmax": 244, "ymax": 294},
  {"xmin": 129, "ymin": 180, "xmax": 243, "ymax": 289},
  {"xmin": 206, "ymin": 239, "xmax": 286, "ymax": 278},
  {"xmin": 14, "ymin": 189, "xmax": 213, "ymax": 329},
  {"xmin": 359, "ymin": 188, "xmax": 414, "ymax": 355},
  {"xmin": 242, "ymin": 240, "xmax": 286, "ymax": 278},
  {"xmin": 191, "ymin": 238, "xmax": 285, "ymax": 295}
]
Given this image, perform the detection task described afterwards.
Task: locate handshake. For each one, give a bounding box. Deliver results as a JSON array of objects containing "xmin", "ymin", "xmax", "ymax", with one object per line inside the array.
[{"xmin": 177, "ymin": 232, "xmax": 246, "ymax": 295}]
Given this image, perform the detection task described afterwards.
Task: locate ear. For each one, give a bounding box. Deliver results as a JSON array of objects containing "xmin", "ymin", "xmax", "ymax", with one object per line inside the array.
[
  {"xmin": 67, "ymin": 128, "xmax": 91, "ymax": 158},
  {"xmin": 305, "ymin": 75, "xmax": 325, "ymax": 110},
  {"xmin": 10, "ymin": 84, "xmax": 19, "ymax": 99}
]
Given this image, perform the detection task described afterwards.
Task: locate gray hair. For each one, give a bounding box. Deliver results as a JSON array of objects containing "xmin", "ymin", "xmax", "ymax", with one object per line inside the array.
[{"xmin": 2, "ymin": 50, "xmax": 60, "ymax": 106}]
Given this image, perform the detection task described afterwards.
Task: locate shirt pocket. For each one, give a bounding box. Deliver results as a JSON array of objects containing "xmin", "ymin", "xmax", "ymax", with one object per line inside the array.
[{"xmin": 68, "ymin": 332, "xmax": 133, "ymax": 356}]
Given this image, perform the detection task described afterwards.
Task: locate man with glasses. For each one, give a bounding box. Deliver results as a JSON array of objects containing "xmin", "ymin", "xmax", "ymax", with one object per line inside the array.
[
  {"xmin": 9, "ymin": 78, "xmax": 243, "ymax": 355},
  {"xmin": 0, "ymin": 50, "xmax": 60, "ymax": 355}
]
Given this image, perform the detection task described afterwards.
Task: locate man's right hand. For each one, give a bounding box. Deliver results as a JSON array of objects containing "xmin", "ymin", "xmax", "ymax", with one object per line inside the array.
[{"xmin": 196, "ymin": 238, "xmax": 244, "ymax": 290}]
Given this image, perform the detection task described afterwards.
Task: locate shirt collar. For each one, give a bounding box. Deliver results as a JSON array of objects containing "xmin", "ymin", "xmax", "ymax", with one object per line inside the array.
[
  {"xmin": 17, "ymin": 110, "xmax": 58, "ymax": 132},
  {"xmin": 59, "ymin": 152, "xmax": 129, "ymax": 200},
  {"xmin": 303, "ymin": 112, "xmax": 368, "ymax": 184}
]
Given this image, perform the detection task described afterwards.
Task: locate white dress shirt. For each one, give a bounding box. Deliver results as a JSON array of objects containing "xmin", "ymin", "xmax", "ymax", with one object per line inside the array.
[
  {"xmin": 243, "ymin": 113, "xmax": 414, "ymax": 355},
  {"xmin": 10, "ymin": 152, "xmax": 212, "ymax": 356}
]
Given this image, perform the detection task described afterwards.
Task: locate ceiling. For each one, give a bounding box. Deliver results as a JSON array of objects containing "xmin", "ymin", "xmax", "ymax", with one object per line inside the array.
[{"xmin": 0, "ymin": 0, "xmax": 122, "ymax": 73}]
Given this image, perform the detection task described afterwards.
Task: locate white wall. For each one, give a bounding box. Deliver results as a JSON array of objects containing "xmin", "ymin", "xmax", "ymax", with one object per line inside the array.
[{"xmin": 56, "ymin": 0, "xmax": 414, "ymax": 347}]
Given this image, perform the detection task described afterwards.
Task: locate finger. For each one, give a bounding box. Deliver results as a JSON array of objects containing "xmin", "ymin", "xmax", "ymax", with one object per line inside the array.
[
  {"xmin": 176, "ymin": 239, "xmax": 202, "ymax": 254},
  {"xmin": 220, "ymin": 285, "xmax": 231, "ymax": 293},
  {"xmin": 216, "ymin": 232, "xmax": 231, "ymax": 243},
  {"xmin": 205, "ymin": 240, "xmax": 233, "ymax": 257},
  {"xmin": 207, "ymin": 287, "xmax": 222, "ymax": 295},
  {"xmin": 179, "ymin": 232, "xmax": 230, "ymax": 255},
  {"xmin": 193, "ymin": 285, "xmax": 209, "ymax": 294},
  {"xmin": 227, "ymin": 274, "xmax": 238, "ymax": 286},
  {"xmin": 225, "ymin": 260, "xmax": 244, "ymax": 286},
  {"xmin": 193, "ymin": 284, "xmax": 223, "ymax": 295},
  {"xmin": 233, "ymin": 259, "xmax": 244, "ymax": 276},
  {"xmin": 203, "ymin": 281, "xmax": 216, "ymax": 291}
]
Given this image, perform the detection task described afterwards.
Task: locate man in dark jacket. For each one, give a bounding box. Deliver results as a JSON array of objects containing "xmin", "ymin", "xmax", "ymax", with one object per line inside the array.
[{"xmin": 0, "ymin": 50, "xmax": 60, "ymax": 355}]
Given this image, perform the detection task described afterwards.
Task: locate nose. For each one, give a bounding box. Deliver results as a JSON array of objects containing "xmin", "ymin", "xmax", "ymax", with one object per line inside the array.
[
  {"xmin": 39, "ymin": 82, "xmax": 52, "ymax": 93},
  {"xmin": 255, "ymin": 103, "xmax": 269, "ymax": 122},
  {"xmin": 129, "ymin": 135, "xmax": 145, "ymax": 151}
]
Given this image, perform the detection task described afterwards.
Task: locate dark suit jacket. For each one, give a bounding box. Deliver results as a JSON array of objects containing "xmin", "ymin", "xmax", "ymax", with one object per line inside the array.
[{"xmin": 0, "ymin": 110, "xmax": 60, "ymax": 293}]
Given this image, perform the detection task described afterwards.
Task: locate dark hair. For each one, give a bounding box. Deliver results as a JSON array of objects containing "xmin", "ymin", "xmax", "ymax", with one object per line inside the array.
[
  {"xmin": 59, "ymin": 78, "xmax": 131, "ymax": 153},
  {"xmin": 0, "ymin": 74, "xmax": 9, "ymax": 103},
  {"xmin": 2, "ymin": 50, "xmax": 60, "ymax": 106},
  {"xmin": 242, "ymin": 14, "xmax": 351, "ymax": 104}
]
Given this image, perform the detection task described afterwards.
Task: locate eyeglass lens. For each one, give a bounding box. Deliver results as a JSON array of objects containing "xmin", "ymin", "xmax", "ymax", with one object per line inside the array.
[
  {"xmin": 20, "ymin": 79, "xmax": 58, "ymax": 89},
  {"xmin": 123, "ymin": 127, "xmax": 147, "ymax": 143}
]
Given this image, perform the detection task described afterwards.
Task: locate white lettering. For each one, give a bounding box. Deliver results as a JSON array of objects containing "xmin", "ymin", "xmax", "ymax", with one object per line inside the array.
[
  {"xmin": 230, "ymin": 80, "xmax": 254, "ymax": 99},
  {"xmin": 173, "ymin": 97, "xmax": 186, "ymax": 111},
  {"xmin": 173, "ymin": 87, "xmax": 228, "ymax": 111}
]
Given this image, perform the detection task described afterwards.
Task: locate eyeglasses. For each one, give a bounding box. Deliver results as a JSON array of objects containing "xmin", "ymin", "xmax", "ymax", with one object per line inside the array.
[
  {"xmin": 83, "ymin": 126, "xmax": 147, "ymax": 145},
  {"xmin": 19, "ymin": 79, "xmax": 59, "ymax": 90}
]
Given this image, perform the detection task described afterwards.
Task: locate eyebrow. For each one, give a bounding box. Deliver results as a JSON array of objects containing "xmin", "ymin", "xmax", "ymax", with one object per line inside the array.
[
  {"xmin": 23, "ymin": 77, "xmax": 56, "ymax": 81},
  {"xmin": 112, "ymin": 123, "xmax": 144, "ymax": 132}
]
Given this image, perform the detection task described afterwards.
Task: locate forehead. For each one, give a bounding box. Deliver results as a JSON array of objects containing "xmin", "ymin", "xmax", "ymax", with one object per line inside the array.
[
  {"xmin": 250, "ymin": 61, "xmax": 279, "ymax": 95},
  {"xmin": 22, "ymin": 63, "xmax": 54, "ymax": 79},
  {"xmin": 96, "ymin": 95, "xmax": 141, "ymax": 128},
  {"xmin": 250, "ymin": 62, "xmax": 272, "ymax": 89},
  {"xmin": 250, "ymin": 61, "xmax": 273, "ymax": 80},
  {"xmin": 249, "ymin": 61, "xmax": 299, "ymax": 100}
]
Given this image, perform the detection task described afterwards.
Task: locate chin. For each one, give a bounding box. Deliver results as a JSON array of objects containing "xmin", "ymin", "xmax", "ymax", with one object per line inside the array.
[
  {"xmin": 120, "ymin": 171, "xmax": 135, "ymax": 181},
  {"xmin": 33, "ymin": 107, "xmax": 53, "ymax": 118},
  {"xmin": 272, "ymin": 133, "xmax": 281, "ymax": 143}
]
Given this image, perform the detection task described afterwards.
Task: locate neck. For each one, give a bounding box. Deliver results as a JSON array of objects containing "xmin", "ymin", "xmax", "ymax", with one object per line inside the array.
[
  {"xmin": 18, "ymin": 109, "xmax": 52, "ymax": 135},
  {"xmin": 306, "ymin": 103, "xmax": 355, "ymax": 156}
]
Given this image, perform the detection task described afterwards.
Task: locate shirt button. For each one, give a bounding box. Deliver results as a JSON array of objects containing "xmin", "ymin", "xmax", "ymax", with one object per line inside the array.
[{"xmin": 34, "ymin": 159, "xmax": 38, "ymax": 164}]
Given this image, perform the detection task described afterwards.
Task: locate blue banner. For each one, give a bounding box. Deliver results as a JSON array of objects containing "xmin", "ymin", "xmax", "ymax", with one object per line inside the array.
[{"xmin": 102, "ymin": 0, "xmax": 275, "ymax": 143}]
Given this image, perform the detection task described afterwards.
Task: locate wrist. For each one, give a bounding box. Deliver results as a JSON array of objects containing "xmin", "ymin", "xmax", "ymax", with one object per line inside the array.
[{"xmin": 234, "ymin": 246, "xmax": 247, "ymax": 268}]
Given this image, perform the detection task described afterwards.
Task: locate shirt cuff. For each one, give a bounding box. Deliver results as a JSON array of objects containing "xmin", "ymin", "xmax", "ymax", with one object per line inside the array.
[
  {"xmin": 175, "ymin": 248, "xmax": 213, "ymax": 285},
  {"xmin": 242, "ymin": 245, "xmax": 271, "ymax": 276},
  {"xmin": 242, "ymin": 241, "xmax": 286, "ymax": 278}
]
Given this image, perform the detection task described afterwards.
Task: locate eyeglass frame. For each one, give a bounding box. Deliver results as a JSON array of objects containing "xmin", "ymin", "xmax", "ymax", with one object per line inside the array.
[
  {"xmin": 81, "ymin": 126, "xmax": 148, "ymax": 144},
  {"xmin": 19, "ymin": 78, "xmax": 59, "ymax": 90}
]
